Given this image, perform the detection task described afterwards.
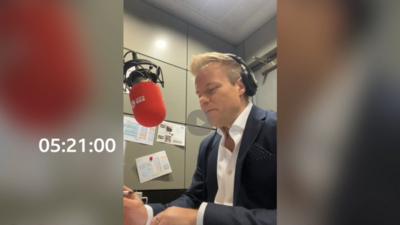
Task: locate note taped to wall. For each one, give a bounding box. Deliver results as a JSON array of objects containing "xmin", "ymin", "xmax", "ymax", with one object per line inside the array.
[
  {"xmin": 156, "ymin": 121, "xmax": 185, "ymax": 146},
  {"xmin": 135, "ymin": 151, "xmax": 172, "ymax": 183},
  {"xmin": 124, "ymin": 115, "xmax": 155, "ymax": 146}
]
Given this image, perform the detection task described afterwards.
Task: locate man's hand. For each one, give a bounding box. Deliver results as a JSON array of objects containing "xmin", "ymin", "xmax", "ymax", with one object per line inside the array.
[
  {"xmin": 150, "ymin": 207, "xmax": 197, "ymax": 225},
  {"xmin": 123, "ymin": 186, "xmax": 148, "ymax": 225}
]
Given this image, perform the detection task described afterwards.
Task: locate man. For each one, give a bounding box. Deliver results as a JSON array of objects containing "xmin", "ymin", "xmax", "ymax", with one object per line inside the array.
[{"xmin": 124, "ymin": 52, "xmax": 276, "ymax": 225}]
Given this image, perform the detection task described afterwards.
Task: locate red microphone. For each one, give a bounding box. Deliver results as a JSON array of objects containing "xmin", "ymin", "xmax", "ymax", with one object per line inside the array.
[{"xmin": 129, "ymin": 81, "xmax": 166, "ymax": 127}]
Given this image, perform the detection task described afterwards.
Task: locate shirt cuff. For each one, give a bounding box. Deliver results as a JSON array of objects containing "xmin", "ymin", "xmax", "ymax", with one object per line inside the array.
[
  {"xmin": 196, "ymin": 202, "xmax": 208, "ymax": 225},
  {"xmin": 144, "ymin": 204, "xmax": 154, "ymax": 225}
]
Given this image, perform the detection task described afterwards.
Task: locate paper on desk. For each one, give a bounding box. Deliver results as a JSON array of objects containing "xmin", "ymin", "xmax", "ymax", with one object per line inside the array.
[
  {"xmin": 136, "ymin": 151, "xmax": 172, "ymax": 183},
  {"xmin": 156, "ymin": 121, "xmax": 185, "ymax": 146},
  {"xmin": 124, "ymin": 115, "xmax": 155, "ymax": 146}
]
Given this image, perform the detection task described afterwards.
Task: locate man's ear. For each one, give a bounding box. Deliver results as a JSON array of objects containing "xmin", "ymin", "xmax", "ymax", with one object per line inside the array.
[{"xmin": 236, "ymin": 78, "xmax": 246, "ymax": 96}]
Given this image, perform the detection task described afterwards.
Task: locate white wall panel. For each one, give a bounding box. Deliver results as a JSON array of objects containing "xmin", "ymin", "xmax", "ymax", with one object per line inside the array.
[{"xmin": 124, "ymin": 0, "xmax": 188, "ymax": 68}]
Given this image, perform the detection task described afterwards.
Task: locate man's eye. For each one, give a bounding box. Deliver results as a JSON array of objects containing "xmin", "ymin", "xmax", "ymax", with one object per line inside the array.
[{"xmin": 208, "ymin": 87, "xmax": 217, "ymax": 94}]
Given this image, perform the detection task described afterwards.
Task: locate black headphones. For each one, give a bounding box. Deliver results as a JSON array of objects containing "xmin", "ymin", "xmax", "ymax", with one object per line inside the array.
[
  {"xmin": 123, "ymin": 50, "xmax": 164, "ymax": 91},
  {"xmin": 226, "ymin": 53, "xmax": 258, "ymax": 96}
]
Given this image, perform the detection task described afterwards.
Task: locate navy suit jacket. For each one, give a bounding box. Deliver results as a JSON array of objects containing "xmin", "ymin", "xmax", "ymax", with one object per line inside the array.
[{"xmin": 151, "ymin": 106, "xmax": 276, "ymax": 225}]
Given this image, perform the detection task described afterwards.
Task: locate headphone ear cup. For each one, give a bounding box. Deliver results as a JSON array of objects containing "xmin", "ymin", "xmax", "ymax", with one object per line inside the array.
[
  {"xmin": 241, "ymin": 71, "xmax": 257, "ymax": 96},
  {"xmin": 246, "ymin": 70, "xmax": 258, "ymax": 96},
  {"xmin": 227, "ymin": 54, "xmax": 258, "ymax": 96}
]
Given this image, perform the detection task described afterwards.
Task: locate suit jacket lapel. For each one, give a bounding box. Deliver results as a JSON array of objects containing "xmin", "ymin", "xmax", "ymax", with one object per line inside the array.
[
  {"xmin": 206, "ymin": 133, "xmax": 220, "ymax": 202},
  {"xmin": 233, "ymin": 106, "xmax": 265, "ymax": 205}
]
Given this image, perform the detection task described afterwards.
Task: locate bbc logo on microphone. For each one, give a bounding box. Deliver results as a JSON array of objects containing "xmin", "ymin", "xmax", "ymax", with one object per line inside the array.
[{"xmin": 131, "ymin": 96, "xmax": 145, "ymax": 109}]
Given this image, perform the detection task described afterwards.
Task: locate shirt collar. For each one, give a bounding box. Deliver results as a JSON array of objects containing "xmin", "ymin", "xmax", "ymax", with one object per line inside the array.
[{"xmin": 217, "ymin": 102, "xmax": 253, "ymax": 136}]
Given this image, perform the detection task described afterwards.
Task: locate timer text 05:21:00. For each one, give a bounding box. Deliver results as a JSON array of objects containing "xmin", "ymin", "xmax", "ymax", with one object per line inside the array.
[{"xmin": 38, "ymin": 138, "xmax": 116, "ymax": 153}]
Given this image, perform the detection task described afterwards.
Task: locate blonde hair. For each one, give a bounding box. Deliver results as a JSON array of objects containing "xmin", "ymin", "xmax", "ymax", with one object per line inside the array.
[{"xmin": 190, "ymin": 52, "xmax": 242, "ymax": 84}]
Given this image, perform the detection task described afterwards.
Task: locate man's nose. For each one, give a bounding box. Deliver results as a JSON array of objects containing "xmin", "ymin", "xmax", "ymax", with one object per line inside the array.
[{"xmin": 199, "ymin": 95, "xmax": 209, "ymax": 107}]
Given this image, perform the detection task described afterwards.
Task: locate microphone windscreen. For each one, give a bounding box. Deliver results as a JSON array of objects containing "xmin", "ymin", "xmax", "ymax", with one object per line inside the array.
[{"xmin": 129, "ymin": 82, "xmax": 166, "ymax": 127}]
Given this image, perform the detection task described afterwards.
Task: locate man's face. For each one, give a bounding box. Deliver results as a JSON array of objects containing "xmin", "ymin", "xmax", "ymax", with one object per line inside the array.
[{"xmin": 195, "ymin": 63, "xmax": 246, "ymax": 128}]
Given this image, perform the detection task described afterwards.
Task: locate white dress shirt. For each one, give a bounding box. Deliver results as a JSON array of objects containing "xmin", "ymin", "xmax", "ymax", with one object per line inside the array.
[
  {"xmin": 196, "ymin": 102, "xmax": 253, "ymax": 225},
  {"xmin": 145, "ymin": 102, "xmax": 253, "ymax": 225}
]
